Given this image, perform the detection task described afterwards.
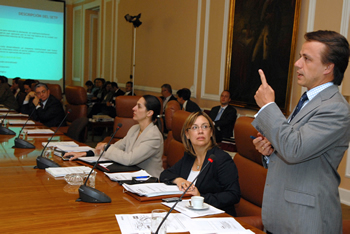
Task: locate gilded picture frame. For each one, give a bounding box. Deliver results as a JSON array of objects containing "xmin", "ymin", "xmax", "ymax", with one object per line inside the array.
[{"xmin": 225, "ymin": 0, "xmax": 301, "ymax": 113}]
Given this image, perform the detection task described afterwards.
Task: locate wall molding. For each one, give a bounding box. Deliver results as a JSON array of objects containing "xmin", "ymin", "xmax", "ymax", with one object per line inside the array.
[
  {"xmin": 339, "ymin": 187, "xmax": 350, "ymax": 205},
  {"xmin": 200, "ymin": 0, "xmax": 229, "ymax": 101},
  {"xmin": 192, "ymin": 0, "xmax": 202, "ymax": 98}
]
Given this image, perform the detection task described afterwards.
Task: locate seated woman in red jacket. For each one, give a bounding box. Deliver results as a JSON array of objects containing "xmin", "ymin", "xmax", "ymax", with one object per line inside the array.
[{"xmin": 160, "ymin": 111, "xmax": 240, "ymax": 216}]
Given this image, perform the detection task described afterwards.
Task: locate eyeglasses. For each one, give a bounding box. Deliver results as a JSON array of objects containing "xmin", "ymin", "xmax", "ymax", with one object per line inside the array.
[{"xmin": 188, "ymin": 124, "xmax": 211, "ymax": 131}]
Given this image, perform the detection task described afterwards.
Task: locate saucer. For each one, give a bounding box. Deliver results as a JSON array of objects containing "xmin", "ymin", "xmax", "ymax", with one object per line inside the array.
[{"xmin": 185, "ymin": 203, "xmax": 209, "ymax": 210}]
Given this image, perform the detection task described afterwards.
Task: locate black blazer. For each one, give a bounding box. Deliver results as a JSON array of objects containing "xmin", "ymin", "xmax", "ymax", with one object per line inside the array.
[
  {"xmin": 209, "ymin": 105, "xmax": 237, "ymax": 142},
  {"xmin": 21, "ymin": 95, "xmax": 66, "ymax": 127},
  {"xmin": 185, "ymin": 99, "xmax": 201, "ymax": 112},
  {"xmin": 160, "ymin": 147, "xmax": 240, "ymax": 216}
]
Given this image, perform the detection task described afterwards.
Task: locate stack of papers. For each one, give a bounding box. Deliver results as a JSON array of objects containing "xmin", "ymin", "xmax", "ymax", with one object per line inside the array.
[
  {"xmin": 42, "ymin": 141, "xmax": 79, "ymax": 148},
  {"xmin": 78, "ymin": 156, "xmax": 111, "ymax": 163},
  {"xmin": 26, "ymin": 129, "xmax": 54, "ymax": 134},
  {"xmin": 104, "ymin": 170, "xmax": 151, "ymax": 181},
  {"xmin": 3, "ymin": 113, "xmax": 28, "ymax": 117},
  {"xmin": 122, "ymin": 183, "xmax": 182, "ymax": 197},
  {"xmin": 115, "ymin": 213, "xmax": 253, "ymax": 234},
  {"xmin": 45, "ymin": 166, "xmax": 91, "ymax": 177},
  {"xmin": 9, "ymin": 120, "xmax": 35, "ymax": 125},
  {"xmin": 92, "ymin": 115, "xmax": 114, "ymax": 122}
]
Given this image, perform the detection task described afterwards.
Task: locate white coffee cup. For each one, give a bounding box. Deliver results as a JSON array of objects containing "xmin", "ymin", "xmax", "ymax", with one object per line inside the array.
[{"xmin": 191, "ymin": 196, "xmax": 204, "ymax": 209}]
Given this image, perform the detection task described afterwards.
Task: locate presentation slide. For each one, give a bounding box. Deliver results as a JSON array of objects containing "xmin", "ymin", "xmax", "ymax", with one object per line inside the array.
[{"xmin": 0, "ymin": 1, "xmax": 64, "ymax": 83}]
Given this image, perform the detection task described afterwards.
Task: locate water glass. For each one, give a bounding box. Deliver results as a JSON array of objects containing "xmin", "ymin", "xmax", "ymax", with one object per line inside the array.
[
  {"xmin": 84, "ymin": 170, "xmax": 97, "ymax": 188},
  {"xmin": 44, "ymin": 146, "xmax": 54, "ymax": 159},
  {"xmin": 151, "ymin": 209, "xmax": 167, "ymax": 234}
]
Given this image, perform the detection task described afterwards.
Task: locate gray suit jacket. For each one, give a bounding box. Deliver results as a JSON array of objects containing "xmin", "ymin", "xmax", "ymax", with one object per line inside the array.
[
  {"xmin": 252, "ymin": 85, "xmax": 350, "ymax": 233},
  {"xmin": 104, "ymin": 123, "xmax": 164, "ymax": 178}
]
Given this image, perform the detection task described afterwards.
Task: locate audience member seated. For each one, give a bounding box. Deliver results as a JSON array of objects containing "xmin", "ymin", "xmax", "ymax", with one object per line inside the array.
[
  {"xmin": 0, "ymin": 76, "xmax": 19, "ymax": 111},
  {"xmin": 11, "ymin": 77, "xmax": 21, "ymax": 98},
  {"xmin": 64, "ymin": 95, "xmax": 164, "ymax": 178},
  {"xmin": 160, "ymin": 111, "xmax": 240, "ymax": 216},
  {"xmin": 21, "ymin": 83, "xmax": 66, "ymax": 127},
  {"xmin": 85, "ymin": 80, "xmax": 94, "ymax": 94},
  {"xmin": 176, "ymin": 88, "xmax": 201, "ymax": 112},
  {"xmin": 209, "ymin": 90, "xmax": 237, "ymax": 142},
  {"xmin": 90, "ymin": 78, "xmax": 105, "ymax": 103},
  {"xmin": 87, "ymin": 82, "xmax": 125, "ymax": 118},
  {"xmin": 160, "ymin": 83, "xmax": 177, "ymax": 133},
  {"xmin": 23, "ymin": 79, "xmax": 37, "ymax": 94},
  {"xmin": 124, "ymin": 81, "xmax": 136, "ymax": 96}
]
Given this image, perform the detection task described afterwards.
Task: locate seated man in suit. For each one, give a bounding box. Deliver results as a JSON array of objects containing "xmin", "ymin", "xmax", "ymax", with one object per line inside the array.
[
  {"xmin": 124, "ymin": 81, "xmax": 135, "ymax": 96},
  {"xmin": 0, "ymin": 76, "xmax": 19, "ymax": 111},
  {"xmin": 21, "ymin": 83, "xmax": 66, "ymax": 127},
  {"xmin": 176, "ymin": 88, "xmax": 201, "ymax": 112},
  {"xmin": 209, "ymin": 90, "xmax": 237, "ymax": 142},
  {"xmin": 90, "ymin": 78, "xmax": 105, "ymax": 103},
  {"xmin": 160, "ymin": 83, "xmax": 177, "ymax": 132}
]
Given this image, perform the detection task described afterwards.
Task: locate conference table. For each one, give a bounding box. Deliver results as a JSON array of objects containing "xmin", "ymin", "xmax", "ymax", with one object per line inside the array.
[{"xmin": 0, "ymin": 122, "xmax": 265, "ymax": 233}]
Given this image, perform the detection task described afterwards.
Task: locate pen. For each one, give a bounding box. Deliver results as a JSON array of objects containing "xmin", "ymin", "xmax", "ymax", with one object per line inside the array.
[
  {"xmin": 250, "ymin": 135, "xmax": 256, "ymax": 140},
  {"xmin": 135, "ymin": 176, "xmax": 149, "ymax": 179}
]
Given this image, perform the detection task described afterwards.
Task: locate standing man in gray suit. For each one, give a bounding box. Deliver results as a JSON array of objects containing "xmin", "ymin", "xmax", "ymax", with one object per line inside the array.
[{"xmin": 252, "ymin": 30, "xmax": 350, "ymax": 233}]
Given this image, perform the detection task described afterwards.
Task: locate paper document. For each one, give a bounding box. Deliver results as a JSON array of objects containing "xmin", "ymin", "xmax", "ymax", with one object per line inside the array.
[
  {"xmin": 2, "ymin": 113, "xmax": 28, "ymax": 117},
  {"xmin": 187, "ymin": 217, "xmax": 253, "ymax": 234},
  {"xmin": 162, "ymin": 199, "xmax": 224, "ymax": 218},
  {"xmin": 122, "ymin": 183, "xmax": 182, "ymax": 197},
  {"xmin": 9, "ymin": 120, "xmax": 35, "ymax": 125},
  {"xmin": 0, "ymin": 107, "xmax": 9, "ymax": 111},
  {"xmin": 116, "ymin": 213, "xmax": 190, "ymax": 233},
  {"xmin": 78, "ymin": 156, "xmax": 111, "ymax": 163},
  {"xmin": 104, "ymin": 170, "xmax": 151, "ymax": 181},
  {"xmin": 57, "ymin": 146, "xmax": 93, "ymax": 153},
  {"xmin": 42, "ymin": 141, "xmax": 79, "ymax": 148},
  {"xmin": 26, "ymin": 129, "xmax": 54, "ymax": 134},
  {"xmin": 45, "ymin": 166, "xmax": 91, "ymax": 177}
]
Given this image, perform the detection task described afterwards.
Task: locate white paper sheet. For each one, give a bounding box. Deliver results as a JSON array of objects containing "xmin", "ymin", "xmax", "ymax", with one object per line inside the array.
[
  {"xmin": 187, "ymin": 217, "xmax": 254, "ymax": 234},
  {"xmin": 8, "ymin": 120, "xmax": 35, "ymax": 125},
  {"xmin": 162, "ymin": 199, "xmax": 224, "ymax": 218},
  {"xmin": 78, "ymin": 156, "xmax": 111, "ymax": 163},
  {"xmin": 45, "ymin": 166, "xmax": 91, "ymax": 177},
  {"xmin": 41, "ymin": 141, "xmax": 79, "ymax": 148},
  {"xmin": 26, "ymin": 129, "xmax": 54, "ymax": 134},
  {"xmin": 115, "ymin": 213, "xmax": 190, "ymax": 233}
]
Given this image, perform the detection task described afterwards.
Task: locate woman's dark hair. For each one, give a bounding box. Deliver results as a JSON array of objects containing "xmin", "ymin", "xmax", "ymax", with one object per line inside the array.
[{"xmin": 143, "ymin": 95, "xmax": 162, "ymax": 133}]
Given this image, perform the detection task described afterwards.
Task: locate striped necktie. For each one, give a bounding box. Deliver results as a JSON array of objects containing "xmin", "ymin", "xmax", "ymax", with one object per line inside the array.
[
  {"xmin": 214, "ymin": 107, "xmax": 224, "ymax": 121},
  {"xmin": 290, "ymin": 92, "xmax": 308, "ymax": 121}
]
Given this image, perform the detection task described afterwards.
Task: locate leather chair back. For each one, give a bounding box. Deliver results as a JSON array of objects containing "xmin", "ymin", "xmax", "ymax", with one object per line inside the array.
[
  {"xmin": 113, "ymin": 95, "xmax": 139, "ymax": 139},
  {"xmin": 232, "ymin": 116, "xmax": 267, "ymax": 230},
  {"xmin": 234, "ymin": 116, "xmax": 262, "ymax": 165},
  {"xmin": 65, "ymin": 86, "xmax": 88, "ymax": 123},
  {"xmin": 47, "ymin": 84, "xmax": 62, "ymax": 102},
  {"xmin": 163, "ymin": 110, "xmax": 190, "ymax": 169}
]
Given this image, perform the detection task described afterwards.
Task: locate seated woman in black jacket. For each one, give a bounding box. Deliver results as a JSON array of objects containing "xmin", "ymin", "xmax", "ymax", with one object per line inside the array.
[{"xmin": 160, "ymin": 111, "xmax": 240, "ymax": 216}]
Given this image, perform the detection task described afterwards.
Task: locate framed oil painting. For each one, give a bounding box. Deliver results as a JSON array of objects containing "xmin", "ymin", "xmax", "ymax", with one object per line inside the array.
[{"xmin": 225, "ymin": 0, "xmax": 301, "ymax": 113}]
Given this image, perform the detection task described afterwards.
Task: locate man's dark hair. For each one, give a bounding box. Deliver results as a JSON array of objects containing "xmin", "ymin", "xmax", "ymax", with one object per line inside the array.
[
  {"xmin": 94, "ymin": 78, "xmax": 105, "ymax": 84},
  {"xmin": 176, "ymin": 88, "xmax": 191, "ymax": 101},
  {"xmin": 111, "ymin": 82, "xmax": 119, "ymax": 89},
  {"xmin": 305, "ymin": 30, "xmax": 350, "ymax": 85},
  {"xmin": 23, "ymin": 79, "xmax": 36, "ymax": 87},
  {"xmin": 85, "ymin": 80, "xmax": 93, "ymax": 86},
  {"xmin": 13, "ymin": 77, "xmax": 20, "ymax": 84},
  {"xmin": 126, "ymin": 81, "xmax": 133, "ymax": 87},
  {"xmin": 0, "ymin": 76, "xmax": 8, "ymax": 84},
  {"xmin": 161, "ymin": 84, "xmax": 172, "ymax": 94}
]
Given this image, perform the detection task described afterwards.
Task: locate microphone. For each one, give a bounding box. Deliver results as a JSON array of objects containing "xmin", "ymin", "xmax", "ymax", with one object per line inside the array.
[
  {"xmin": 77, "ymin": 123, "xmax": 122, "ymax": 203},
  {"xmin": 13, "ymin": 107, "xmax": 37, "ymax": 148},
  {"xmin": 34, "ymin": 109, "xmax": 72, "ymax": 169},
  {"xmin": 155, "ymin": 154, "xmax": 216, "ymax": 234},
  {"xmin": 0, "ymin": 109, "xmax": 15, "ymax": 135}
]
